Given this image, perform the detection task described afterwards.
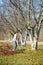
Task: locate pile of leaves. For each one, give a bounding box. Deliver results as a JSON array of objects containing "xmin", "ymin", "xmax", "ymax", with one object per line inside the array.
[
  {"xmin": 0, "ymin": 42, "xmax": 24, "ymax": 55},
  {"xmin": 0, "ymin": 42, "xmax": 14, "ymax": 55}
]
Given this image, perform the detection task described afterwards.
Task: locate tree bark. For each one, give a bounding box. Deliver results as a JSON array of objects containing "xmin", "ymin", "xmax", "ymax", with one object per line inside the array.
[
  {"xmin": 29, "ymin": 34, "xmax": 38, "ymax": 50},
  {"xmin": 21, "ymin": 31, "xmax": 27, "ymax": 46},
  {"xmin": 29, "ymin": 28, "xmax": 38, "ymax": 50}
]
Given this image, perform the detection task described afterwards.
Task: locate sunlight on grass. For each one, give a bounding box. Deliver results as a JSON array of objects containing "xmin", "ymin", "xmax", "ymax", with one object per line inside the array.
[{"xmin": 0, "ymin": 41, "xmax": 43, "ymax": 65}]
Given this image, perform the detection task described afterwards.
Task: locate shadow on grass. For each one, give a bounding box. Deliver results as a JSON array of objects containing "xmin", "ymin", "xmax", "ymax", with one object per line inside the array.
[
  {"xmin": 0, "ymin": 47, "xmax": 26, "ymax": 56},
  {"xmin": 13, "ymin": 49, "xmax": 26, "ymax": 54},
  {"xmin": 38, "ymin": 48, "xmax": 43, "ymax": 52}
]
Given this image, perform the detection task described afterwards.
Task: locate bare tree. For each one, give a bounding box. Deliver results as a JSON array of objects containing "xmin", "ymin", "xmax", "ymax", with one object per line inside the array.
[
  {"xmin": 28, "ymin": 0, "xmax": 43, "ymax": 50},
  {"xmin": 0, "ymin": 0, "xmax": 43, "ymax": 49},
  {"xmin": 9, "ymin": 0, "xmax": 43, "ymax": 49}
]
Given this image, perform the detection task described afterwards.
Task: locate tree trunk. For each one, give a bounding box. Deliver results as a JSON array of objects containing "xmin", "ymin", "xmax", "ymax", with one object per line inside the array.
[
  {"xmin": 21, "ymin": 31, "xmax": 27, "ymax": 46},
  {"xmin": 29, "ymin": 30, "xmax": 38, "ymax": 50},
  {"xmin": 33, "ymin": 38, "xmax": 38, "ymax": 50}
]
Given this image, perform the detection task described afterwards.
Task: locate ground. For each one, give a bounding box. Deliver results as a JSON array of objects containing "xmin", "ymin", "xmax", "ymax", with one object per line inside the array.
[{"xmin": 0, "ymin": 41, "xmax": 43, "ymax": 65}]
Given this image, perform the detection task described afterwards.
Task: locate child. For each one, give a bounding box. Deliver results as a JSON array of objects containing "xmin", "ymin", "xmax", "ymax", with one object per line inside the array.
[{"xmin": 12, "ymin": 31, "xmax": 19, "ymax": 51}]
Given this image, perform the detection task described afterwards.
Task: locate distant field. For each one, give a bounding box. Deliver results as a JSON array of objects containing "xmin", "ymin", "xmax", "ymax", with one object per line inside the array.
[
  {"xmin": 0, "ymin": 41, "xmax": 43, "ymax": 65},
  {"xmin": 39, "ymin": 26, "xmax": 43, "ymax": 41},
  {"xmin": 0, "ymin": 26, "xmax": 43, "ymax": 41}
]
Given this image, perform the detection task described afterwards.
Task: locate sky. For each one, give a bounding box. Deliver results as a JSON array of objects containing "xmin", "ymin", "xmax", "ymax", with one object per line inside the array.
[
  {"xmin": 0, "ymin": 0, "xmax": 3, "ymax": 5},
  {"xmin": 0, "ymin": 0, "xmax": 43, "ymax": 17}
]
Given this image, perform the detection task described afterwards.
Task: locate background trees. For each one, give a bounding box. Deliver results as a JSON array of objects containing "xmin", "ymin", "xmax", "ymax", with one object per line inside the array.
[
  {"xmin": 28, "ymin": 0, "xmax": 43, "ymax": 49},
  {"xmin": 0, "ymin": 0, "xmax": 43, "ymax": 49}
]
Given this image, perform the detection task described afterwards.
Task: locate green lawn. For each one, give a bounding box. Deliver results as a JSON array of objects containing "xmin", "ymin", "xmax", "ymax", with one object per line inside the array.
[{"xmin": 0, "ymin": 42, "xmax": 43, "ymax": 65}]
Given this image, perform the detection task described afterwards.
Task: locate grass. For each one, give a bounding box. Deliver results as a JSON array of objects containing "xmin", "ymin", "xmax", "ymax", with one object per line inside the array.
[{"xmin": 0, "ymin": 41, "xmax": 43, "ymax": 65}]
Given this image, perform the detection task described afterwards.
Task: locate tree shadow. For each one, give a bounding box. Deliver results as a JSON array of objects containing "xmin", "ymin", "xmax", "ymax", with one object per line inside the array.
[
  {"xmin": 13, "ymin": 48, "xmax": 26, "ymax": 54},
  {"xmin": 0, "ymin": 48, "xmax": 26, "ymax": 56},
  {"xmin": 38, "ymin": 48, "xmax": 43, "ymax": 51}
]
